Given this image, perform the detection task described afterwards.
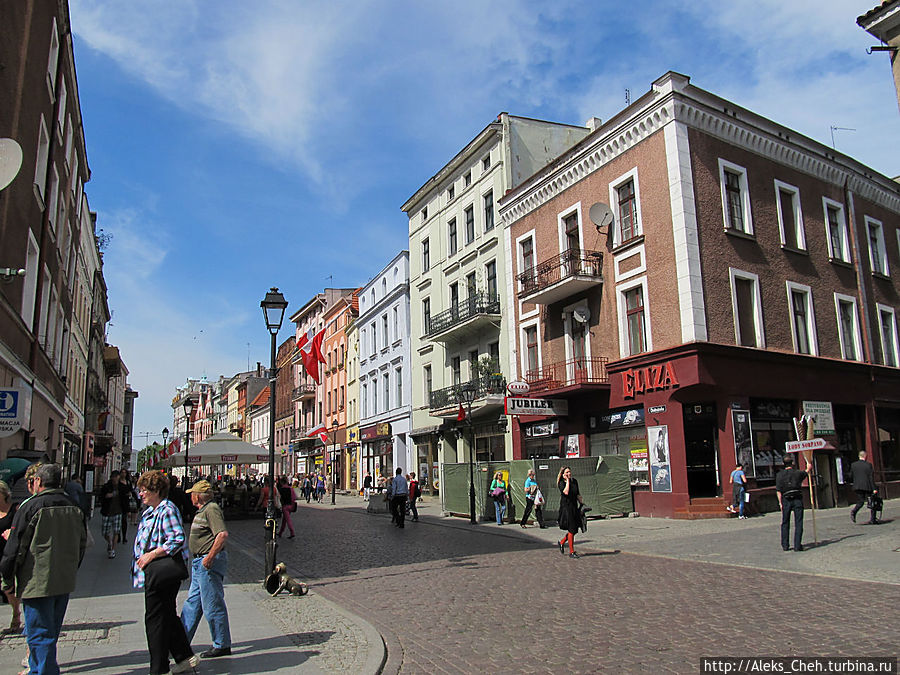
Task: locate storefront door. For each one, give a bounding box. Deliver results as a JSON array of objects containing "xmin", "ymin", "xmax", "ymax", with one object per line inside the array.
[{"xmin": 684, "ymin": 402, "xmax": 719, "ymax": 498}]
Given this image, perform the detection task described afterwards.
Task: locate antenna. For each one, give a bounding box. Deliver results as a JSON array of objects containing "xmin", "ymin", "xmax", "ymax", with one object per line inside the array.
[
  {"xmin": 247, "ymin": 342, "xmax": 251, "ymax": 372},
  {"xmin": 625, "ymin": 88, "xmax": 631, "ymax": 106},
  {"xmin": 0, "ymin": 138, "xmax": 23, "ymax": 191},
  {"xmin": 829, "ymin": 125, "xmax": 855, "ymax": 150}
]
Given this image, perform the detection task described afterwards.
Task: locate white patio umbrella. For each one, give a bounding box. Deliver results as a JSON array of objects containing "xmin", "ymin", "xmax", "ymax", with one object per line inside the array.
[{"xmin": 160, "ymin": 431, "xmax": 270, "ymax": 468}]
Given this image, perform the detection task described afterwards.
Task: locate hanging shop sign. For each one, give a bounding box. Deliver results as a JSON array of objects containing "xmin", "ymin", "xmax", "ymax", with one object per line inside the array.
[
  {"xmin": 621, "ymin": 362, "xmax": 679, "ymax": 399},
  {"xmin": 507, "ymin": 381, "xmax": 530, "ymax": 395},
  {"xmin": 0, "ymin": 388, "xmax": 24, "ymax": 438},
  {"xmin": 505, "ymin": 397, "xmax": 569, "ymax": 416},
  {"xmin": 785, "ymin": 438, "xmax": 828, "ymax": 453},
  {"xmin": 801, "ymin": 401, "xmax": 835, "ymax": 436}
]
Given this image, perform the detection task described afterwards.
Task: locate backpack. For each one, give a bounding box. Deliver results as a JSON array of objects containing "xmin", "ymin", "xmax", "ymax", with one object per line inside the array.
[{"xmin": 410, "ymin": 481, "xmax": 420, "ymax": 500}]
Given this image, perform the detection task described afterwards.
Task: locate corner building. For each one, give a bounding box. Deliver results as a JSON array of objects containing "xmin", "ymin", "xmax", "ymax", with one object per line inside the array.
[{"xmin": 500, "ymin": 72, "xmax": 900, "ymax": 517}]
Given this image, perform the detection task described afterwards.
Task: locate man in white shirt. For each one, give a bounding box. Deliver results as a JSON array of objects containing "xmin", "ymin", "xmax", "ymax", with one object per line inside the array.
[{"xmin": 389, "ymin": 468, "xmax": 409, "ymax": 528}]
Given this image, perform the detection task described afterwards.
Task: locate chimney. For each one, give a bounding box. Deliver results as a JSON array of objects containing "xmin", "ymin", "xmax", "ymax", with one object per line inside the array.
[{"xmin": 585, "ymin": 117, "xmax": 603, "ymax": 132}]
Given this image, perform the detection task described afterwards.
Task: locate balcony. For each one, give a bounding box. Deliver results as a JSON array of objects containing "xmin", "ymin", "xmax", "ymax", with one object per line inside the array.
[
  {"xmin": 292, "ymin": 384, "xmax": 316, "ymax": 401},
  {"xmin": 425, "ymin": 292, "xmax": 501, "ymax": 343},
  {"xmin": 525, "ymin": 357, "xmax": 609, "ymax": 393},
  {"xmin": 517, "ymin": 248, "xmax": 603, "ymax": 305},
  {"xmin": 428, "ymin": 375, "xmax": 507, "ymax": 416}
]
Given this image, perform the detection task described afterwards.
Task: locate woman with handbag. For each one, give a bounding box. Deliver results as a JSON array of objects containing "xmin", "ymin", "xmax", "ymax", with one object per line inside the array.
[
  {"xmin": 556, "ymin": 466, "xmax": 583, "ymax": 558},
  {"xmin": 519, "ymin": 469, "xmax": 545, "ymax": 528},
  {"xmin": 277, "ymin": 476, "xmax": 296, "ymax": 539},
  {"xmin": 489, "ymin": 471, "xmax": 507, "ymax": 525},
  {"xmin": 132, "ymin": 470, "xmax": 198, "ymax": 675}
]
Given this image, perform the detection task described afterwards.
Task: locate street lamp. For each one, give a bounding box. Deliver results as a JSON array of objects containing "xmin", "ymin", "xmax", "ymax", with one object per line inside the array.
[
  {"xmin": 161, "ymin": 427, "xmax": 169, "ymax": 469},
  {"xmin": 261, "ymin": 287, "xmax": 288, "ymax": 580},
  {"xmin": 182, "ymin": 399, "xmax": 194, "ymax": 482},
  {"xmin": 330, "ymin": 419, "xmax": 339, "ymax": 505},
  {"xmin": 458, "ymin": 382, "xmax": 478, "ymax": 525}
]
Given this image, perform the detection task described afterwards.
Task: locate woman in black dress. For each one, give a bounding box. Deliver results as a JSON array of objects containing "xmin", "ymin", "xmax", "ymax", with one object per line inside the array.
[
  {"xmin": 556, "ymin": 466, "xmax": 583, "ymax": 559},
  {"xmin": 0, "ymin": 480, "xmax": 21, "ymax": 632}
]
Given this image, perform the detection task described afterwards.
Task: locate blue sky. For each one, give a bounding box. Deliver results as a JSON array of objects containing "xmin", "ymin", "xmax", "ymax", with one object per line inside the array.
[{"xmin": 67, "ymin": 0, "xmax": 900, "ymax": 446}]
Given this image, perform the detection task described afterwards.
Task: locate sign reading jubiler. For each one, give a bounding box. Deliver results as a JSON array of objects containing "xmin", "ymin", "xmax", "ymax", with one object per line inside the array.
[{"xmin": 505, "ymin": 397, "xmax": 569, "ymax": 416}]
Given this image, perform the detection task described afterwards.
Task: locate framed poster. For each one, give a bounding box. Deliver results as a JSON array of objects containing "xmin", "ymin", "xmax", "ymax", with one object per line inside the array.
[
  {"xmin": 731, "ymin": 409, "xmax": 755, "ymax": 475},
  {"xmin": 647, "ymin": 425, "xmax": 672, "ymax": 492}
]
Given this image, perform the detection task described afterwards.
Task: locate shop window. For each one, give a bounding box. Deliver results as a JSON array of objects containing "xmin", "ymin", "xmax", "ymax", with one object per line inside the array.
[
  {"xmin": 786, "ymin": 281, "xmax": 817, "ymax": 356},
  {"xmin": 834, "ymin": 294, "xmax": 862, "ymax": 361},
  {"xmin": 823, "ymin": 198, "xmax": 850, "ymax": 263},
  {"xmin": 718, "ymin": 159, "xmax": 753, "ymax": 234},
  {"xmin": 749, "ymin": 399, "xmax": 793, "ymax": 482},
  {"xmin": 774, "ymin": 180, "xmax": 805, "ymax": 250},
  {"xmin": 729, "ymin": 268, "xmax": 764, "ymax": 348},
  {"xmin": 877, "ymin": 304, "xmax": 899, "ymax": 367}
]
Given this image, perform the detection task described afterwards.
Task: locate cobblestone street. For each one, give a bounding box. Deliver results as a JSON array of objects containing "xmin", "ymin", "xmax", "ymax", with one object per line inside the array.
[{"xmin": 228, "ymin": 501, "xmax": 900, "ymax": 674}]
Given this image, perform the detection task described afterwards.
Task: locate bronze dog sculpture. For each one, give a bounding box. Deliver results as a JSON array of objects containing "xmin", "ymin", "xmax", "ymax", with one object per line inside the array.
[{"xmin": 265, "ymin": 562, "xmax": 309, "ymax": 597}]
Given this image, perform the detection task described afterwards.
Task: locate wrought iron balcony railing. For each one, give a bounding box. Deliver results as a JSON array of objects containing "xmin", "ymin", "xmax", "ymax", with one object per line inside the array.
[
  {"xmin": 292, "ymin": 384, "xmax": 316, "ymax": 400},
  {"xmin": 425, "ymin": 292, "xmax": 501, "ymax": 338},
  {"xmin": 517, "ymin": 248, "xmax": 603, "ymax": 299},
  {"xmin": 428, "ymin": 375, "xmax": 507, "ymax": 410},
  {"xmin": 525, "ymin": 357, "xmax": 609, "ymax": 392}
]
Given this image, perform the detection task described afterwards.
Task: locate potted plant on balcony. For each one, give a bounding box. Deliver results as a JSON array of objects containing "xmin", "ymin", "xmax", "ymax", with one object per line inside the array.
[{"xmin": 475, "ymin": 356, "xmax": 504, "ymax": 393}]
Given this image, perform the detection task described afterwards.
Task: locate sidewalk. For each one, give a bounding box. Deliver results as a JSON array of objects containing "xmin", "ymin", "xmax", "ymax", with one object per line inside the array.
[{"xmin": 0, "ymin": 515, "xmax": 384, "ymax": 674}]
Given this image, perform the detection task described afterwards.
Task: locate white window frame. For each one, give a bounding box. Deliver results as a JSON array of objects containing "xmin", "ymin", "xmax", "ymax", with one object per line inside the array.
[
  {"xmin": 21, "ymin": 231, "xmax": 40, "ymax": 329},
  {"xmin": 607, "ymin": 167, "xmax": 643, "ymax": 246},
  {"xmin": 34, "ymin": 116, "xmax": 50, "ymax": 205},
  {"xmin": 520, "ymin": 319, "xmax": 542, "ymax": 379},
  {"xmin": 822, "ymin": 197, "xmax": 850, "ymax": 262},
  {"xmin": 773, "ymin": 179, "xmax": 805, "ymax": 250},
  {"xmin": 865, "ymin": 216, "xmax": 889, "ymax": 276},
  {"xmin": 616, "ymin": 276, "xmax": 652, "ymax": 358},
  {"xmin": 833, "ymin": 293, "xmax": 862, "ymax": 362},
  {"xmin": 47, "ymin": 165, "xmax": 59, "ymax": 235},
  {"xmin": 718, "ymin": 159, "xmax": 753, "ymax": 235},
  {"xmin": 56, "ymin": 78, "xmax": 67, "ymax": 136},
  {"xmin": 728, "ymin": 268, "xmax": 766, "ymax": 348},
  {"xmin": 785, "ymin": 281, "xmax": 818, "ymax": 356},
  {"xmin": 557, "ymin": 202, "xmax": 583, "ymax": 254},
  {"xmin": 876, "ymin": 304, "xmax": 899, "ymax": 367},
  {"xmin": 46, "ymin": 17, "xmax": 59, "ymax": 98}
]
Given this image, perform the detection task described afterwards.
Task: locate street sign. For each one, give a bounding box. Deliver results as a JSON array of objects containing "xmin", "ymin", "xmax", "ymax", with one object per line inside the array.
[
  {"xmin": 0, "ymin": 388, "xmax": 23, "ymax": 438},
  {"xmin": 505, "ymin": 397, "xmax": 569, "ymax": 416},
  {"xmin": 785, "ymin": 438, "xmax": 827, "ymax": 453}
]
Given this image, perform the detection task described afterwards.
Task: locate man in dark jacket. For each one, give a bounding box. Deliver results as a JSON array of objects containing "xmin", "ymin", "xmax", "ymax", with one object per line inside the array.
[
  {"xmin": 0, "ymin": 463, "xmax": 87, "ymax": 675},
  {"xmin": 849, "ymin": 451, "xmax": 879, "ymax": 524},
  {"xmin": 775, "ymin": 454, "xmax": 810, "ymax": 552},
  {"xmin": 100, "ymin": 470, "xmax": 129, "ymax": 558}
]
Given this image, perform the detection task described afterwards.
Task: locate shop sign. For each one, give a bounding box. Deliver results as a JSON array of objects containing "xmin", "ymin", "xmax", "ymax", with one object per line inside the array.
[
  {"xmin": 507, "ymin": 380, "xmax": 530, "ymax": 395},
  {"xmin": 801, "ymin": 401, "xmax": 835, "ymax": 435},
  {"xmin": 0, "ymin": 388, "xmax": 24, "ymax": 438},
  {"xmin": 361, "ymin": 423, "xmax": 392, "ymax": 440},
  {"xmin": 600, "ymin": 407, "xmax": 645, "ymax": 430},
  {"xmin": 621, "ymin": 362, "xmax": 679, "ymax": 399},
  {"xmin": 505, "ymin": 397, "xmax": 569, "ymax": 416},
  {"xmin": 525, "ymin": 421, "xmax": 559, "ymax": 437},
  {"xmin": 648, "ymin": 405, "xmax": 666, "ymax": 414},
  {"xmin": 785, "ymin": 438, "xmax": 827, "ymax": 453}
]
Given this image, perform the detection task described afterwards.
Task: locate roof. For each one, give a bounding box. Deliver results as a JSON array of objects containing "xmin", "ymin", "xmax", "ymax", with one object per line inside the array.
[
  {"xmin": 248, "ymin": 387, "xmax": 270, "ymax": 408},
  {"xmin": 858, "ymin": 0, "xmax": 897, "ymax": 23}
]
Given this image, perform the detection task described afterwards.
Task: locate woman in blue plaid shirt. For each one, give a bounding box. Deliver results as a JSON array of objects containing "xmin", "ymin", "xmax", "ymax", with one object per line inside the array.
[{"xmin": 132, "ymin": 470, "xmax": 198, "ymax": 675}]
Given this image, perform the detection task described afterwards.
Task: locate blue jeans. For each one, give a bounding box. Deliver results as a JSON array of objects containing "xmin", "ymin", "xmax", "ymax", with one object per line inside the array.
[
  {"xmin": 23, "ymin": 594, "xmax": 69, "ymax": 675},
  {"xmin": 181, "ymin": 551, "xmax": 232, "ymax": 649},
  {"xmin": 494, "ymin": 498, "xmax": 506, "ymax": 524},
  {"xmin": 733, "ymin": 487, "xmax": 746, "ymax": 516}
]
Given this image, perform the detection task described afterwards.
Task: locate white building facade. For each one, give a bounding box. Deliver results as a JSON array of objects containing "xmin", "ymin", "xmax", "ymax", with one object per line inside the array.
[{"xmin": 357, "ymin": 251, "xmax": 413, "ymax": 480}]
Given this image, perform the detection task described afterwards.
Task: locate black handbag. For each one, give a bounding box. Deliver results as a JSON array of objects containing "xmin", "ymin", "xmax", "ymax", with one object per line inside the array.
[{"xmin": 142, "ymin": 510, "xmax": 189, "ymax": 590}]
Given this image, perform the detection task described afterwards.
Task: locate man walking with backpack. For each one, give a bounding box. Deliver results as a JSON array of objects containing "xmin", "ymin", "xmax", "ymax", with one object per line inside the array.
[{"xmin": 407, "ymin": 472, "xmax": 420, "ymax": 522}]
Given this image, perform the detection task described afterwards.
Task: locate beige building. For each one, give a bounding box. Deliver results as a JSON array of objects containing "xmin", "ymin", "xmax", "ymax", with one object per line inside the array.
[{"xmin": 859, "ymin": 1, "xmax": 900, "ymax": 114}]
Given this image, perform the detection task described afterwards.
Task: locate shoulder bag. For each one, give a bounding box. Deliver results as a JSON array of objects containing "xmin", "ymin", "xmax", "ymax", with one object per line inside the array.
[{"xmin": 142, "ymin": 510, "xmax": 188, "ymax": 590}]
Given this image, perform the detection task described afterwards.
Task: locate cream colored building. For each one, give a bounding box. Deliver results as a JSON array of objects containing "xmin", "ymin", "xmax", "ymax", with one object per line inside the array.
[
  {"xmin": 859, "ymin": 1, "xmax": 900, "ymax": 114},
  {"xmin": 402, "ymin": 114, "xmax": 590, "ymax": 495}
]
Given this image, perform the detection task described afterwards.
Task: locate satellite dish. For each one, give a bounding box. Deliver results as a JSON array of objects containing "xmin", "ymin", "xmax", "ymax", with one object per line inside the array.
[
  {"xmin": 0, "ymin": 139, "xmax": 23, "ymax": 192},
  {"xmin": 589, "ymin": 202, "xmax": 614, "ymax": 232},
  {"xmin": 573, "ymin": 306, "xmax": 590, "ymax": 323}
]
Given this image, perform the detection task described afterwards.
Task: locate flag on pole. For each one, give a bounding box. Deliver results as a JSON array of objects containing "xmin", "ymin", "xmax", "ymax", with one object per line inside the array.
[
  {"xmin": 457, "ymin": 403, "xmax": 466, "ymax": 422},
  {"xmin": 306, "ymin": 423, "xmax": 330, "ymax": 445},
  {"xmin": 297, "ymin": 327, "xmax": 327, "ymax": 384}
]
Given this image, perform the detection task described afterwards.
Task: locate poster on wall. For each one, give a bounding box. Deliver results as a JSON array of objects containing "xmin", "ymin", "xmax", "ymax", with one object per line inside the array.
[
  {"xmin": 565, "ymin": 434, "xmax": 580, "ymax": 457},
  {"xmin": 731, "ymin": 410, "xmax": 755, "ymax": 475},
  {"xmin": 647, "ymin": 425, "xmax": 672, "ymax": 492}
]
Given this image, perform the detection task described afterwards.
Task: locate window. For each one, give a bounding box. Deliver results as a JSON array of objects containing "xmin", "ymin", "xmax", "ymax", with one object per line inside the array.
[
  {"xmin": 524, "ymin": 326, "xmax": 538, "ymax": 374},
  {"xmin": 468, "ymin": 349, "xmax": 479, "ymax": 379},
  {"xmin": 46, "ymin": 18, "xmax": 59, "ymax": 96},
  {"xmin": 422, "ymin": 298, "xmax": 431, "ymax": 334},
  {"xmin": 564, "ymin": 213, "xmax": 580, "ymax": 252},
  {"xmin": 464, "ymin": 205, "xmax": 475, "ymax": 244},
  {"xmin": 361, "ymin": 384, "xmax": 367, "ymax": 417},
  {"xmin": 373, "ymin": 380, "xmax": 378, "ymax": 414},
  {"xmin": 422, "ymin": 237, "xmax": 430, "ymax": 272},
  {"xmin": 34, "ymin": 117, "xmax": 50, "ymax": 203},
  {"xmin": 422, "ymin": 206, "xmax": 427, "ymax": 221},
  {"xmin": 624, "ymin": 287, "xmax": 647, "ymax": 355},
  {"xmin": 447, "ymin": 184, "xmax": 454, "ymax": 201},
  {"xmin": 392, "ymin": 306, "xmax": 398, "ymax": 341},
  {"xmin": 464, "ymin": 171, "xmax": 471, "ymax": 187},
  {"xmin": 448, "ymin": 218, "xmax": 457, "ymax": 256},
  {"xmin": 382, "ymin": 373, "xmax": 389, "ymax": 411},
  {"xmin": 489, "ymin": 341, "xmax": 499, "ymax": 362},
  {"xmin": 774, "ymin": 180, "xmax": 805, "ymax": 249},
  {"xmin": 64, "ymin": 116, "xmax": 74, "ymax": 170},
  {"xmin": 371, "ymin": 324, "xmax": 377, "ymax": 355},
  {"xmin": 834, "ymin": 294, "xmax": 861, "ymax": 361},
  {"xmin": 520, "ymin": 237, "xmax": 534, "ymax": 278},
  {"xmin": 332, "ymin": 388, "xmax": 337, "ymax": 413},
  {"xmin": 483, "ymin": 190, "xmax": 494, "ymax": 231},
  {"xmin": 877, "ymin": 305, "xmax": 899, "ymax": 367},
  {"xmin": 382, "ymin": 314, "xmax": 389, "ymax": 347},
  {"xmin": 482, "ymin": 155, "xmax": 490, "ymax": 171},
  {"xmin": 729, "ymin": 269, "xmax": 764, "ymax": 348},
  {"xmin": 486, "ymin": 260, "xmax": 497, "ymax": 300},
  {"xmin": 466, "ymin": 272, "xmax": 477, "ymax": 301},
  {"xmin": 719, "ymin": 159, "xmax": 753, "ymax": 234},
  {"xmin": 424, "ymin": 365, "xmax": 432, "ymax": 400},
  {"xmin": 866, "ymin": 217, "xmax": 889, "ymax": 276},
  {"xmin": 617, "ymin": 179, "xmax": 638, "ymax": 243},
  {"xmin": 451, "ymin": 356, "xmax": 461, "ymax": 385},
  {"xmin": 56, "ymin": 78, "xmax": 67, "ymax": 134},
  {"xmin": 395, "ymin": 367, "xmax": 402, "ymax": 407},
  {"xmin": 450, "ymin": 283, "xmax": 459, "ymax": 316},
  {"xmin": 823, "ymin": 198, "xmax": 850, "ymax": 262},
  {"xmin": 786, "ymin": 282, "xmax": 817, "ymax": 356},
  {"xmin": 21, "ymin": 232, "xmax": 39, "ymax": 328},
  {"xmin": 326, "ymin": 391, "xmax": 331, "ymax": 414}
]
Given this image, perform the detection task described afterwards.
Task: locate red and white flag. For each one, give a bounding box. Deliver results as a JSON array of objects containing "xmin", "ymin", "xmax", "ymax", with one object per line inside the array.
[
  {"xmin": 297, "ymin": 327, "xmax": 326, "ymax": 384},
  {"xmin": 306, "ymin": 423, "xmax": 330, "ymax": 445}
]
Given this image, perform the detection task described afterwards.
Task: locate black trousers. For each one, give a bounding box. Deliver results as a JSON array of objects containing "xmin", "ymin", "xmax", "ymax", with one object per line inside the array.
[
  {"xmin": 780, "ymin": 496, "xmax": 804, "ymax": 551},
  {"xmin": 520, "ymin": 499, "xmax": 544, "ymax": 526},
  {"xmin": 851, "ymin": 490, "xmax": 876, "ymax": 523},
  {"xmin": 391, "ymin": 496, "xmax": 407, "ymax": 527},
  {"xmin": 145, "ymin": 581, "xmax": 193, "ymax": 675}
]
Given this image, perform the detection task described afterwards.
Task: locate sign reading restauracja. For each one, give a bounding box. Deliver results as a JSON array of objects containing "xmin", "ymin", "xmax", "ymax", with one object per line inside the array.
[{"xmin": 505, "ymin": 398, "xmax": 569, "ymax": 416}]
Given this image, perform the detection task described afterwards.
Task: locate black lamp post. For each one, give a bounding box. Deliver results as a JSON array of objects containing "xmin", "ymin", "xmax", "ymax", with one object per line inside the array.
[
  {"xmin": 261, "ymin": 287, "xmax": 288, "ymax": 579},
  {"xmin": 330, "ymin": 419, "xmax": 339, "ymax": 505},
  {"xmin": 458, "ymin": 382, "xmax": 478, "ymax": 525},
  {"xmin": 161, "ymin": 427, "xmax": 169, "ymax": 469},
  {"xmin": 182, "ymin": 399, "xmax": 194, "ymax": 482}
]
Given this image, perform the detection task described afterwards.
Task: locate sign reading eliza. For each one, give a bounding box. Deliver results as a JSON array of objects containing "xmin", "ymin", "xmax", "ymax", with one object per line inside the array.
[{"xmin": 622, "ymin": 362, "xmax": 679, "ymax": 399}]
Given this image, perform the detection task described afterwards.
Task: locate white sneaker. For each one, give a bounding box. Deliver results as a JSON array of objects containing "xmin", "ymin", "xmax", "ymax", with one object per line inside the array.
[{"xmin": 107, "ymin": 549, "xmax": 116, "ymax": 559}]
